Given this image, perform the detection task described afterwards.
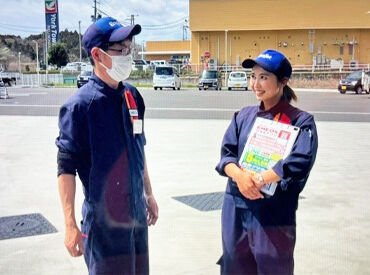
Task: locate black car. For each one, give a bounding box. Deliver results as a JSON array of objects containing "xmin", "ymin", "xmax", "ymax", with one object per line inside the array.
[
  {"xmin": 77, "ymin": 70, "xmax": 93, "ymax": 88},
  {"xmin": 338, "ymin": 70, "xmax": 367, "ymax": 94},
  {"xmin": 199, "ymin": 70, "xmax": 222, "ymax": 90}
]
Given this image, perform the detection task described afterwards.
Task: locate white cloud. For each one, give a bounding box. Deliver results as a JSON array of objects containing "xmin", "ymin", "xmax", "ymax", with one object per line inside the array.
[{"xmin": 0, "ymin": 0, "xmax": 189, "ymax": 42}]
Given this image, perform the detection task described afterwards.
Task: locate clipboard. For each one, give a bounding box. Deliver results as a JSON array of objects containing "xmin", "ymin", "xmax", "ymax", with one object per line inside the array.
[{"xmin": 238, "ymin": 117, "xmax": 300, "ymax": 196}]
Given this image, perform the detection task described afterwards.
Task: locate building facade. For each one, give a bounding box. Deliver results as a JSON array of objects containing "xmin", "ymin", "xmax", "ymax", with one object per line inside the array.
[
  {"xmin": 141, "ymin": 40, "xmax": 190, "ymax": 62},
  {"xmin": 189, "ymin": 0, "xmax": 370, "ymax": 67}
]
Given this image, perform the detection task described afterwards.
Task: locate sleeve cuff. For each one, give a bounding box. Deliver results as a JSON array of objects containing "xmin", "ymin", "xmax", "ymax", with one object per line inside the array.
[
  {"xmin": 57, "ymin": 150, "xmax": 77, "ymax": 177},
  {"xmin": 215, "ymin": 157, "xmax": 239, "ymax": 177}
]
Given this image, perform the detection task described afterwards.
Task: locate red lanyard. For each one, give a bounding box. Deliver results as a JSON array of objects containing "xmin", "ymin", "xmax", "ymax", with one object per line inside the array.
[
  {"xmin": 124, "ymin": 90, "xmax": 138, "ymax": 123},
  {"xmin": 273, "ymin": 112, "xmax": 291, "ymax": 124}
]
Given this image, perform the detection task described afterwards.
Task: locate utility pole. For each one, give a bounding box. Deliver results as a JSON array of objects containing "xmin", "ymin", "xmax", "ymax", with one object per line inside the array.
[
  {"xmin": 225, "ymin": 30, "xmax": 228, "ymax": 87},
  {"xmin": 91, "ymin": 0, "xmax": 99, "ymax": 22},
  {"xmin": 18, "ymin": 52, "xmax": 21, "ymax": 74},
  {"xmin": 33, "ymin": 40, "xmax": 40, "ymax": 86},
  {"xmin": 141, "ymin": 41, "xmax": 145, "ymax": 60},
  {"xmin": 79, "ymin": 21, "xmax": 82, "ymax": 62},
  {"xmin": 183, "ymin": 19, "xmax": 188, "ymax": 40},
  {"xmin": 45, "ymin": 30, "xmax": 48, "ymax": 80},
  {"xmin": 18, "ymin": 52, "xmax": 22, "ymax": 85},
  {"xmin": 130, "ymin": 14, "xmax": 138, "ymax": 58},
  {"xmin": 94, "ymin": 0, "xmax": 97, "ymax": 21}
]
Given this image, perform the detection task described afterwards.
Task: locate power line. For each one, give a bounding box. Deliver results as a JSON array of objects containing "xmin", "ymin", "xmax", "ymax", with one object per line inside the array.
[
  {"xmin": 0, "ymin": 22, "xmax": 44, "ymax": 31},
  {"xmin": 141, "ymin": 17, "xmax": 188, "ymax": 28},
  {"xmin": 100, "ymin": 0, "xmax": 126, "ymax": 17},
  {"xmin": 96, "ymin": 8, "xmax": 111, "ymax": 18},
  {"xmin": 142, "ymin": 23, "xmax": 183, "ymax": 30}
]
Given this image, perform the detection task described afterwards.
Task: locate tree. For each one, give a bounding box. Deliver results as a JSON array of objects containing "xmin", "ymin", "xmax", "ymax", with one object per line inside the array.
[{"xmin": 48, "ymin": 42, "xmax": 69, "ymax": 67}]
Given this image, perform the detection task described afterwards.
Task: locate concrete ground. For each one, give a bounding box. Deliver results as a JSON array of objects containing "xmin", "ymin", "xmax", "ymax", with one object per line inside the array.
[{"xmin": 0, "ymin": 116, "xmax": 369, "ymax": 274}]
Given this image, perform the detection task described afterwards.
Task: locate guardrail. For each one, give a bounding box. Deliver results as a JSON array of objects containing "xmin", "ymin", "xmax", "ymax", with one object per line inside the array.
[
  {"xmin": 293, "ymin": 63, "xmax": 370, "ymax": 72},
  {"xmin": 7, "ymin": 62, "xmax": 370, "ymax": 87}
]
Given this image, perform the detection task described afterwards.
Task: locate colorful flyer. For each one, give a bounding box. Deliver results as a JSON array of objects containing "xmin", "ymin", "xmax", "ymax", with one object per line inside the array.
[{"xmin": 239, "ymin": 117, "xmax": 300, "ymax": 196}]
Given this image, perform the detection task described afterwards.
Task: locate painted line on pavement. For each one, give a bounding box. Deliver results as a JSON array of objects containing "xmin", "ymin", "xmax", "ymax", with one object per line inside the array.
[
  {"xmin": 9, "ymin": 92, "xmax": 48, "ymax": 97},
  {"xmin": 309, "ymin": 111, "xmax": 370, "ymax": 115},
  {"xmin": 0, "ymin": 105, "xmax": 369, "ymax": 116},
  {"xmin": 0, "ymin": 104, "xmax": 61, "ymax": 107},
  {"xmin": 148, "ymin": 107, "xmax": 370, "ymax": 115}
]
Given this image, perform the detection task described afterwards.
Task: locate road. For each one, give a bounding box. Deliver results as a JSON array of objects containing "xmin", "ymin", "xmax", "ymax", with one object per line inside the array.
[{"xmin": 0, "ymin": 87, "xmax": 369, "ymax": 122}]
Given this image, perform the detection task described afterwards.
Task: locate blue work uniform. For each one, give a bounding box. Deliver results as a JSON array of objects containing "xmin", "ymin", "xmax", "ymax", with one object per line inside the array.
[
  {"xmin": 56, "ymin": 74, "xmax": 148, "ymax": 274},
  {"xmin": 216, "ymin": 99, "xmax": 318, "ymax": 275}
]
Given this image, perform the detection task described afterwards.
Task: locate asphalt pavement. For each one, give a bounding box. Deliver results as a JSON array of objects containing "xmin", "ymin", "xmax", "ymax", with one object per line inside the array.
[
  {"xmin": 0, "ymin": 115, "xmax": 370, "ymax": 274},
  {"xmin": 1, "ymin": 87, "xmax": 370, "ymax": 122}
]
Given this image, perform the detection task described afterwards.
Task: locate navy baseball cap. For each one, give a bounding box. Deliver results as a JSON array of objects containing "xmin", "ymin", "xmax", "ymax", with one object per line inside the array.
[
  {"xmin": 82, "ymin": 17, "xmax": 141, "ymax": 55},
  {"xmin": 242, "ymin": 49, "xmax": 292, "ymax": 80}
]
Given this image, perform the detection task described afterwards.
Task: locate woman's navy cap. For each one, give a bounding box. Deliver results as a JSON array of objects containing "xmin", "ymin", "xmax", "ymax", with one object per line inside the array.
[
  {"xmin": 82, "ymin": 17, "xmax": 141, "ymax": 55},
  {"xmin": 242, "ymin": 49, "xmax": 292, "ymax": 79}
]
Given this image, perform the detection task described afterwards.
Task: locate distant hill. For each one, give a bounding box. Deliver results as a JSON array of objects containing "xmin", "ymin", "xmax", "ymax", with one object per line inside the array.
[{"xmin": 0, "ymin": 30, "xmax": 88, "ymax": 71}]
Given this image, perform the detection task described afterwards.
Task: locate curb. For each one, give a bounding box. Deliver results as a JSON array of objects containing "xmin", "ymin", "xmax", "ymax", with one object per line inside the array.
[{"xmin": 294, "ymin": 88, "xmax": 338, "ymax": 93}]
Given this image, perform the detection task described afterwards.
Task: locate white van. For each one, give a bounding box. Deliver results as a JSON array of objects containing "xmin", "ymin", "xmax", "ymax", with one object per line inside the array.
[
  {"xmin": 133, "ymin": 59, "xmax": 149, "ymax": 71},
  {"xmin": 149, "ymin": 60, "xmax": 167, "ymax": 69},
  {"xmin": 153, "ymin": 66, "xmax": 181, "ymax": 90},
  {"xmin": 61, "ymin": 62, "xmax": 90, "ymax": 72}
]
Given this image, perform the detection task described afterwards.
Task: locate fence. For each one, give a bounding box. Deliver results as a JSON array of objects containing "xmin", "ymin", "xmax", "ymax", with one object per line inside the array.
[
  {"xmin": 12, "ymin": 62, "xmax": 370, "ymax": 87},
  {"xmin": 18, "ymin": 74, "xmax": 64, "ymax": 86},
  {"xmin": 188, "ymin": 63, "xmax": 370, "ymax": 74}
]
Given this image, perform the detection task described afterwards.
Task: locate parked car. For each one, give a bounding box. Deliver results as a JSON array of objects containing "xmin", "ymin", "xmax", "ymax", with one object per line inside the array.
[
  {"xmin": 228, "ymin": 71, "xmax": 248, "ymax": 90},
  {"xmin": 199, "ymin": 70, "xmax": 222, "ymax": 90},
  {"xmin": 153, "ymin": 66, "xmax": 181, "ymax": 90},
  {"xmin": 338, "ymin": 70, "xmax": 370, "ymax": 94},
  {"xmin": 77, "ymin": 70, "xmax": 93, "ymax": 88},
  {"xmin": 133, "ymin": 59, "xmax": 149, "ymax": 71},
  {"xmin": 149, "ymin": 60, "xmax": 167, "ymax": 69},
  {"xmin": 0, "ymin": 71, "xmax": 18, "ymax": 86},
  {"xmin": 62, "ymin": 62, "xmax": 91, "ymax": 72}
]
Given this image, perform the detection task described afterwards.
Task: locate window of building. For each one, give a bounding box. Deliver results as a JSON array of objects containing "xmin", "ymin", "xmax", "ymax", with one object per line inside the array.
[
  {"xmin": 339, "ymin": 46, "xmax": 344, "ymax": 55},
  {"xmin": 348, "ymin": 44, "xmax": 353, "ymax": 55}
]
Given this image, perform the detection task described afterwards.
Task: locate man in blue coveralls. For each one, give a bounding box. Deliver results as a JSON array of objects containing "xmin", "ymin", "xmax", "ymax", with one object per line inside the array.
[{"xmin": 56, "ymin": 17, "xmax": 158, "ymax": 274}]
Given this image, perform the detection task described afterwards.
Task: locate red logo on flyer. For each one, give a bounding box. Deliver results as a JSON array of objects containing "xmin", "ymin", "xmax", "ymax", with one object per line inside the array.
[{"xmin": 278, "ymin": 130, "xmax": 291, "ymax": 140}]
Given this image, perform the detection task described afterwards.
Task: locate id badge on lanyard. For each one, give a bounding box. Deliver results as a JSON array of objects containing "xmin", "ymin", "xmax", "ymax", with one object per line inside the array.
[{"xmin": 124, "ymin": 90, "xmax": 143, "ymax": 135}]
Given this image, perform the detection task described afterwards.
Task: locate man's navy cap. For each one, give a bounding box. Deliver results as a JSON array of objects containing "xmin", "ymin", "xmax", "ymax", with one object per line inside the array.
[
  {"xmin": 82, "ymin": 17, "xmax": 141, "ymax": 55},
  {"xmin": 242, "ymin": 49, "xmax": 292, "ymax": 79}
]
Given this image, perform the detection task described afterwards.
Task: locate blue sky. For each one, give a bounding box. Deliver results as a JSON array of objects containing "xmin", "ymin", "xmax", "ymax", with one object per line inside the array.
[{"xmin": 0, "ymin": 0, "xmax": 190, "ymax": 43}]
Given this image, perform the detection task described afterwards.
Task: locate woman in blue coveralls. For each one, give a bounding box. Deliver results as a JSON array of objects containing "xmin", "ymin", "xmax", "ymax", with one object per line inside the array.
[{"xmin": 216, "ymin": 49, "xmax": 318, "ymax": 275}]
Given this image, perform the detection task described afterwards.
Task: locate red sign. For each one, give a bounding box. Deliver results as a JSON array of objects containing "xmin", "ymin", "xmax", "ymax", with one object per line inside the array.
[
  {"xmin": 204, "ymin": 51, "xmax": 211, "ymax": 58},
  {"xmin": 45, "ymin": 0, "xmax": 58, "ymax": 13}
]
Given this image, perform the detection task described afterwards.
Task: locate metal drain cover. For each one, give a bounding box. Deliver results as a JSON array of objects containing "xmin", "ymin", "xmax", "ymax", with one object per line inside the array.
[
  {"xmin": 173, "ymin": 192, "xmax": 305, "ymax": 212},
  {"xmin": 173, "ymin": 192, "xmax": 224, "ymax": 211},
  {"xmin": 0, "ymin": 213, "xmax": 57, "ymax": 240}
]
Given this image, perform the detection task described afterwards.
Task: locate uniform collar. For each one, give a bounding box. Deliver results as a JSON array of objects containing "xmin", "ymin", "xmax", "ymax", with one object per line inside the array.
[
  {"xmin": 90, "ymin": 74, "xmax": 125, "ymax": 99},
  {"xmin": 257, "ymin": 98, "xmax": 291, "ymax": 117}
]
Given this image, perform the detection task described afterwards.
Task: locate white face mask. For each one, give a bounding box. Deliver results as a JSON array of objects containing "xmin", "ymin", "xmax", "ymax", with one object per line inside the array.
[{"xmin": 99, "ymin": 49, "xmax": 132, "ymax": 82}]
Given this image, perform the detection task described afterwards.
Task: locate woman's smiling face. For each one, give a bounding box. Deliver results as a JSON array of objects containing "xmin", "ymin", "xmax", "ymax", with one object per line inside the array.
[{"xmin": 250, "ymin": 65, "xmax": 285, "ymax": 110}]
